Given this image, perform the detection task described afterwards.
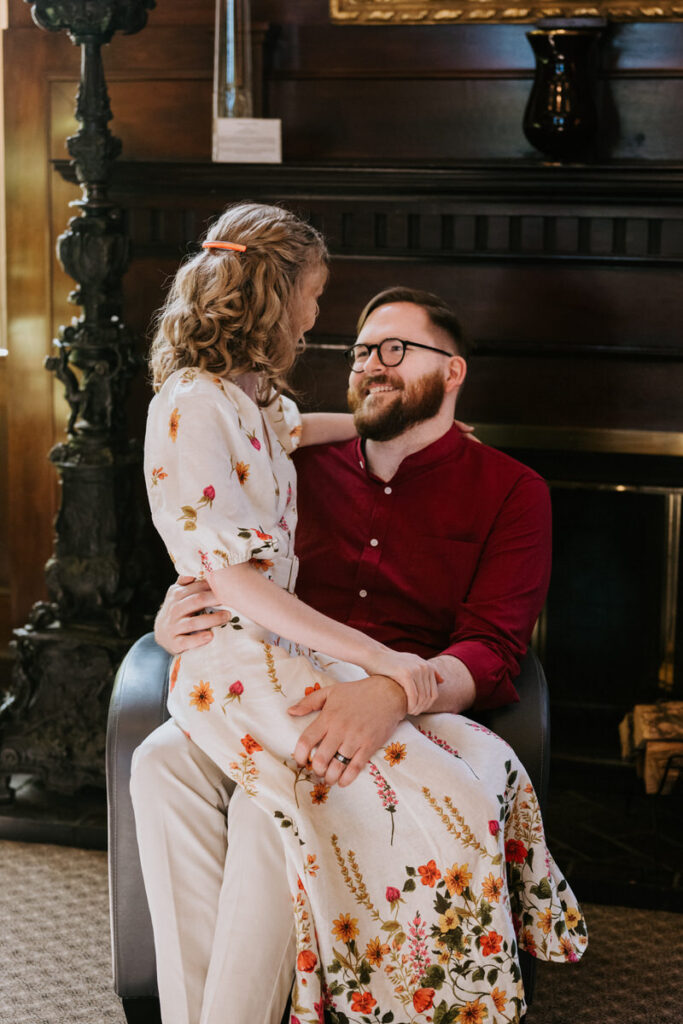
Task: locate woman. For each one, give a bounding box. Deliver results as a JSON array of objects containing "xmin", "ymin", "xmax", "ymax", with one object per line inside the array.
[{"xmin": 143, "ymin": 201, "xmax": 586, "ymax": 1024}]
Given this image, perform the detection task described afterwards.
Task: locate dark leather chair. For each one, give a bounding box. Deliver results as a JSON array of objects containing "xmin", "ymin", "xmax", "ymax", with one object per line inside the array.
[{"xmin": 106, "ymin": 633, "xmax": 550, "ymax": 1024}]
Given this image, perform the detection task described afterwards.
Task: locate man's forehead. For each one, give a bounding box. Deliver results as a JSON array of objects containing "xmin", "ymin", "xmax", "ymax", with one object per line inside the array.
[{"xmin": 358, "ymin": 301, "xmax": 435, "ymax": 341}]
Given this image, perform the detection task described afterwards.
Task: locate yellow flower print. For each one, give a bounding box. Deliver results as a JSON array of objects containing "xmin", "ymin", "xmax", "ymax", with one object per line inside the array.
[
  {"xmin": 332, "ymin": 913, "xmax": 359, "ymax": 943},
  {"xmin": 365, "ymin": 937, "xmax": 390, "ymax": 966},
  {"xmin": 310, "ymin": 782, "xmax": 330, "ymax": 805},
  {"xmin": 439, "ymin": 907, "xmax": 460, "ymax": 933},
  {"xmin": 491, "ymin": 988, "xmax": 506, "ymax": 1014},
  {"xmin": 537, "ymin": 908, "xmax": 553, "ymax": 935},
  {"xmin": 444, "ymin": 862, "xmax": 472, "ymax": 896},
  {"xmin": 168, "ymin": 408, "xmax": 180, "ymax": 441},
  {"xmin": 189, "ymin": 680, "xmax": 214, "ymax": 711},
  {"xmin": 230, "ymin": 457, "xmax": 250, "ymax": 485},
  {"xmin": 564, "ymin": 906, "xmax": 581, "ymax": 929},
  {"xmin": 457, "ymin": 999, "xmax": 488, "ymax": 1024},
  {"xmin": 383, "ymin": 741, "xmax": 407, "ymax": 766},
  {"xmin": 481, "ymin": 873, "xmax": 504, "ymax": 904},
  {"xmin": 290, "ymin": 424, "xmax": 303, "ymax": 441}
]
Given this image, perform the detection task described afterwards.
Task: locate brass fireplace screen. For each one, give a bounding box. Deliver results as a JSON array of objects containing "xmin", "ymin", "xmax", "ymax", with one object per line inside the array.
[{"xmin": 330, "ymin": 0, "xmax": 683, "ymax": 23}]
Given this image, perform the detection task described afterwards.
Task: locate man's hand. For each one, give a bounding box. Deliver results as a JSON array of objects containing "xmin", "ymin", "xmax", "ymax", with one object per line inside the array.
[
  {"xmin": 288, "ymin": 675, "xmax": 407, "ymax": 788},
  {"xmin": 154, "ymin": 576, "xmax": 230, "ymax": 655},
  {"xmin": 454, "ymin": 419, "xmax": 481, "ymax": 443}
]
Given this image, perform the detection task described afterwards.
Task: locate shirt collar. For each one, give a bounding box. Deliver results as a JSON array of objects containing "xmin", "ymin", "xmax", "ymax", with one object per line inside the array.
[{"xmin": 354, "ymin": 423, "xmax": 465, "ymax": 483}]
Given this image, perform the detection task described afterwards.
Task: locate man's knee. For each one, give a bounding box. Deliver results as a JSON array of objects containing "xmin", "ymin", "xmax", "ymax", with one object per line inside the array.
[{"xmin": 130, "ymin": 720, "xmax": 232, "ymax": 813}]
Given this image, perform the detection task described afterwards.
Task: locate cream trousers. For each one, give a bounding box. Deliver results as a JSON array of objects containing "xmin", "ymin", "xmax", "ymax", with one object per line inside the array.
[{"xmin": 130, "ymin": 719, "xmax": 295, "ymax": 1024}]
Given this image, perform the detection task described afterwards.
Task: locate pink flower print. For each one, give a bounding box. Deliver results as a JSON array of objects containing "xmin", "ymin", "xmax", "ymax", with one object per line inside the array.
[
  {"xmin": 203, "ymin": 485, "xmax": 215, "ymax": 501},
  {"xmin": 278, "ymin": 515, "xmax": 290, "ymax": 536},
  {"xmin": 286, "ymin": 482, "xmax": 293, "ymax": 508},
  {"xmin": 407, "ymin": 910, "xmax": 431, "ymax": 982},
  {"xmin": 386, "ymin": 886, "xmax": 401, "ymax": 903},
  {"xmin": 199, "ymin": 550, "xmax": 212, "ymax": 573},
  {"xmin": 246, "ymin": 430, "xmax": 261, "ymax": 451},
  {"xmin": 223, "ymin": 680, "xmax": 244, "ymax": 709},
  {"xmin": 369, "ymin": 762, "xmax": 398, "ymax": 845},
  {"xmin": 488, "ymin": 819, "xmax": 500, "ymax": 836}
]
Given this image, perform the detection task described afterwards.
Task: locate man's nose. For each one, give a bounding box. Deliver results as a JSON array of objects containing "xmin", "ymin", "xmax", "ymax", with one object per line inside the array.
[{"xmin": 361, "ymin": 346, "xmax": 384, "ymax": 372}]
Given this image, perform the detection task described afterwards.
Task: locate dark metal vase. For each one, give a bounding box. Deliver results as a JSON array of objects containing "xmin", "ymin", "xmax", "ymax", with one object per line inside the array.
[{"xmin": 523, "ymin": 28, "xmax": 602, "ymax": 163}]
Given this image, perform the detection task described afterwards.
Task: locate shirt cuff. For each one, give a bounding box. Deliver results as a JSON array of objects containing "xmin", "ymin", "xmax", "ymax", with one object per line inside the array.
[{"xmin": 440, "ymin": 641, "xmax": 521, "ymax": 711}]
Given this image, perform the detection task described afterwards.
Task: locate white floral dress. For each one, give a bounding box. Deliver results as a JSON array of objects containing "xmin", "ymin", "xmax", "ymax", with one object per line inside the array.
[{"xmin": 144, "ymin": 368, "xmax": 587, "ymax": 1024}]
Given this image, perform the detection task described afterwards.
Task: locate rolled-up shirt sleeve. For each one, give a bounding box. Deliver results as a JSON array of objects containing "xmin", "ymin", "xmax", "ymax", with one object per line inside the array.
[{"xmin": 439, "ymin": 474, "xmax": 552, "ymax": 711}]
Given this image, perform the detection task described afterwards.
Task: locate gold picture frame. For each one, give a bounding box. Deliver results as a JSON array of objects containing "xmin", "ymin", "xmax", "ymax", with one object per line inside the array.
[{"xmin": 330, "ymin": 0, "xmax": 683, "ymax": 23}]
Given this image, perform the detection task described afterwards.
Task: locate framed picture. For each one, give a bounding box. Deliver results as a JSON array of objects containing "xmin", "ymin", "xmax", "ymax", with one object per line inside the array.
[{"xmin": 330, "ymin": 0, "xmax": 683, "ymax": 23}]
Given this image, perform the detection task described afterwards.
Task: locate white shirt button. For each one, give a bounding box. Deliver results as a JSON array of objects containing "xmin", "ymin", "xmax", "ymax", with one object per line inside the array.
[
  {"xmin": 384, "ymin": 486, "xmax": 392, "ymax": 495},
  {"xmin": 359, "ymin": 589, "xmax": 368, "ymax": 598},
  {"xmin": 370, "ymin": 538, "xmax": 379, "ymax": 547}
]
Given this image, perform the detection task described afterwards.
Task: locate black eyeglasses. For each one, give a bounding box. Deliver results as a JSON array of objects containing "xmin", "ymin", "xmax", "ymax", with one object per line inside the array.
[{"xmin": 344, "ymin": 338, "xmax": 454, "ymax": 372}]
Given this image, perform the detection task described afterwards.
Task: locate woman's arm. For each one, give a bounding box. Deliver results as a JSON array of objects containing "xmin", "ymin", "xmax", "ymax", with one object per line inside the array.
[
  {"xmin": 207, "ymin": 561, "xmax": 439, "ymax": 713},
  {"xmin": 299, "ymin": 412, "xmax": 356, "ymax": 448}
]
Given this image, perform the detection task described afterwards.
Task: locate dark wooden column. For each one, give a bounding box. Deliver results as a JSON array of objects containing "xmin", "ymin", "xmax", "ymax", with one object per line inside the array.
[{"xmin": 0, "ymin": 0, "xmax": 156, "ymax": 795}]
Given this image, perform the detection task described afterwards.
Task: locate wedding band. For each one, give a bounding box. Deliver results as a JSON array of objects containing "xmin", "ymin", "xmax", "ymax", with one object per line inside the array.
[{"xmin": 333, "ymin": 751, "xmax": 352, "ymax": 766}]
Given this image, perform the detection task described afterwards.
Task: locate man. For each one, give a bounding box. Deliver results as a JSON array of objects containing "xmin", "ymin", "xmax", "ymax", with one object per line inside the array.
[{"xmin": 131, "ymin": 287, "xmax": 551, "ymax": 1024}]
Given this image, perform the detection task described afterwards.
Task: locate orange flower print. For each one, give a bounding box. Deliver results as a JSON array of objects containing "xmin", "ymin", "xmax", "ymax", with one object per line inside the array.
[
  {"xmin": 304, "ymin": 682, "xmax": 321, "ymax": 696},
  {"xmin": 383, "ymin": 741, "xmax": 407, "ymax": 766},
  {"xmin": 444, "ymin": 862, "xmax": 472, "ymax": 896},
  {"xmin": 241, "ymin": 734, "xmax": 263, "ymax": 754},
  {"xmin": 480, "ymin": 930, "xmax": 503, "ymax": 956},
  {"xmin": 151, "ymin": 466, "xmax": 168, "ymax": 486},
  {"xmin": 169, "ymin": 657, "xmax": 181, "ymax": 693},
  {"xmin": 560, "ymin": 935, "xmax": 580, "ymax": 962},
  {"xmin": 492, "ymin": 988, "xmax": 506, "ymax": 1014},
  {"xmin": 253, "ymin": 527, "xmax": 273, "ymax": 541},
  {"xmin": 303, "ymin": 853, "xmax": 319, "ymax": 877},
  {"xmin": 481, "ymin": 872, "xmax": 504, "ymax": 904},
  {"xmin": 519, "ymin": 929, "xmax": 537, "ymax": 957},
  {"xmin": 168, "ymin": 408, "xmax": 180, "ymax": 441},
  {"xmin": 537, "ymin": 908, "xmax": 553, "ymax": 935},
  {"xmin": 189, "ymin": 680, "xmax": 214, "ymax": 711},
  {"xmin": 332, "ymin": 914, "xmax": 359, "ymax": 943},
  {"xmin": 249, "ymin": 557, "xmax": 274, "ymax": 573},
  {"xmin": 457, "ymin": 999, "xmax": 487, "ymax": 1024},
  {"xmin": 412, "ymin": 988, "xmax": 435, "ymax": 1013},
  {"xmin": 310, "ymin": 782, "xmax": 330, "ymax": 805},
  {"xmin": 290, "ymin": 424, "xmax": 303, "ymax": 441},
  {"xmin": 296, "ymin": 950, "xmax": 317, "ymax": 973},
  {"xmin": 350, "ymin": 992, "xmax": 376, "ymax": 1014},
  {"xmin": 365, "ymin": 937, "xmax": 390, "ymax": 966},
  {"xmin": 230, "ymin": 457, "xmax": 250, "ymax": 485},
  {"xmin": 418, "ymin": 859, "xmax": 441, "ymax": 887}
]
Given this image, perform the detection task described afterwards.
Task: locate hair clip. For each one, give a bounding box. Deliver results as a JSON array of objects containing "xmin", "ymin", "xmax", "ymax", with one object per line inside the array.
[{"xmin": 201, "ymin": 241, "xmax": 247, "ymax": 252}]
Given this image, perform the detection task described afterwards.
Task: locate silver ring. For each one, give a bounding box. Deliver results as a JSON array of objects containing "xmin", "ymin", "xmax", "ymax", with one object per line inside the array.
[{"xmin": 333, "ymin": 751, "xmax": 352, "ymax": 766}]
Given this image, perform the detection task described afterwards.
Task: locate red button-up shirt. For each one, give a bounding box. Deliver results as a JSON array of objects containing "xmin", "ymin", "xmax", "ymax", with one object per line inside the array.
[{"xmin": 293, "ymin": 426, "xmax": 551, "ymax": 710}]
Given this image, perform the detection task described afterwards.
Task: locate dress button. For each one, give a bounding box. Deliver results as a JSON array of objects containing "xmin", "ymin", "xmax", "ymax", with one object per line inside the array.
[
  {"xmin": 359, "ymin": 589, "xmax": 368, "ymax": 598},
  {"xmin": 384, "ymin": 486, "xmax": 392, "ymax": 495},
  {"xmin": 370, "ymin": 538, "xmax": 379, "ymax": 547}
]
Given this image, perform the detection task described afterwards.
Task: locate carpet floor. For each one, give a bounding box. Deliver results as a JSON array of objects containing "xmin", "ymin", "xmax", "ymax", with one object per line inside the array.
[{"xmin": 0, "ymin": 839, "xmax": 680, "ymax": 1024}]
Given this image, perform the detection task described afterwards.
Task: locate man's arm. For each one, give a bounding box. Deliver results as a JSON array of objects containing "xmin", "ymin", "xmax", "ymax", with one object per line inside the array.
[{"xmin": 439, "ymin": 473, "xmax": 552, "ymax": 711}]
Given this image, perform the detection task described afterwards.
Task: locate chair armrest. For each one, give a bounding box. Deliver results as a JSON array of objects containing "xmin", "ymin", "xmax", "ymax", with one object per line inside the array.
[
  {"xmin": 476, "ymin": 649, "xmax": 551, "ymax": 811},
  {"xmin": 106, "ymin": 632, "xmax": 171, "ymax": 997}
]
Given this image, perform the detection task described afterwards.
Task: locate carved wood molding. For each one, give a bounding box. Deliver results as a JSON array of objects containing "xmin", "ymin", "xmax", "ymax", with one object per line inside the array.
[
  {"xmin": 329, "ymin": 0, "xmax": 683, "ymax": 23},
  {"xmin": 53, "ymin": 160, "xmax": 683, "ymax": 267}
]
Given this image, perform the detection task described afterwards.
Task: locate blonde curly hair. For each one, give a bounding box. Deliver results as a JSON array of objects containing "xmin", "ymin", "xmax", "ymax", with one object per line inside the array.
[{"xmin": 149, "ymin": 202, "xmax": 328, "ymax": 403}]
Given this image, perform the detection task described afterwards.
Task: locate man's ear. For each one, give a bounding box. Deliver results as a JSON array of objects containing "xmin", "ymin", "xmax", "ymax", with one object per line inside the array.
[{"xmin": 444, "ymin": 355, "xmax": 467, "ymax": 394}]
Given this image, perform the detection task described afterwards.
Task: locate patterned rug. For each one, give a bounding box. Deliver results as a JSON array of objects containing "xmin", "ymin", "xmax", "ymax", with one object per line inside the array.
[{"xmin": 0, "ymin": 839, "xmax": 681, "ymax": 1024}]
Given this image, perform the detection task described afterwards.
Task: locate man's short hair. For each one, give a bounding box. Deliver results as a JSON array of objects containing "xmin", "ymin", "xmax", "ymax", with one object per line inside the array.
[{"xmin": 355, "ymin": 287, "xmax": 472, "ymax": 361}]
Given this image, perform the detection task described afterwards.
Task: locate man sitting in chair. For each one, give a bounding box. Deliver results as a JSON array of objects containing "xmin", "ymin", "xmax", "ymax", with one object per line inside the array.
[{"xmin": 131, "ymin": 287, "xmax": 552, "ymax": 1024}]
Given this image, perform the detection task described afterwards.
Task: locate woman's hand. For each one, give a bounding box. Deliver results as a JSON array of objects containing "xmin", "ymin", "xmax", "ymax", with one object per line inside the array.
[
  {"xmin": 154, "ymin": 576, "xmax": 230, "ymax": 654},
  {"xmin": 364, "ymin": 649, "xmax": 441, "ymax": 715}
]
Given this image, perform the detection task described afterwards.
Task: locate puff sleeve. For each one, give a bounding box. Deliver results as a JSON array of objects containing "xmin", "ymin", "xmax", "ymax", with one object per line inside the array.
[{"xmin": 144, "ymin": 371, "xmax": 280, "ymax": 578}]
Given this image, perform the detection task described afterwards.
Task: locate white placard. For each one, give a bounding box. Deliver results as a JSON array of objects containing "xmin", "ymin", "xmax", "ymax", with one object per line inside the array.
[{"xmin": 212, "ymin": 118, "xmax": 282, "ymax": 164}]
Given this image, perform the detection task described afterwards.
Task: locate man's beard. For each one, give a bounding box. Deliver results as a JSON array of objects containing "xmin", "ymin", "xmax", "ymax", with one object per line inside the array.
[{"xmin": 347, "ymin": 369, "xmax": 446, "ymax": 442}]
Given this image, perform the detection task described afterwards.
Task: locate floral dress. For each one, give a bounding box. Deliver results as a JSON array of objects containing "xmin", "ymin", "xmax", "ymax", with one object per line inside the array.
[{"xmin": 145, "ymin": 368, "xmax": 587, "ymax": 1024}]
